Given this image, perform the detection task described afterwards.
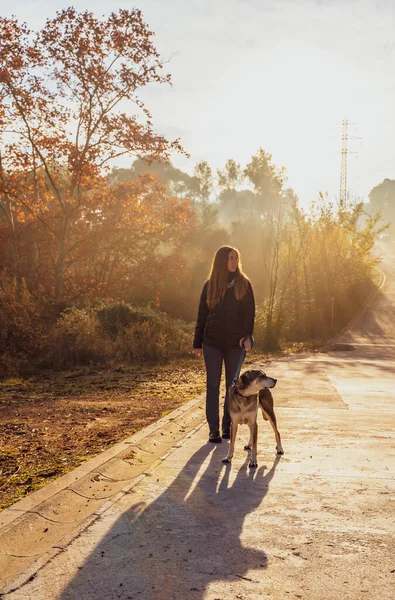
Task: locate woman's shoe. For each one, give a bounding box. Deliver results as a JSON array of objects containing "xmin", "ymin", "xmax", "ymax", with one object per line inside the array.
[
  {"xmin": 221, "ymin": 431, "xmax": 231, "ymax": 439},
  {"xmin": 208, "ymin": 432, "xmax": 222, "ymax": 443}
]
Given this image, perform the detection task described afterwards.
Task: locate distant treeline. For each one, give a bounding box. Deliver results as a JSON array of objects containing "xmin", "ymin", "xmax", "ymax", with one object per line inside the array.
[{"xmin": 0, "ymin": 9, "xmax": 388, "ymax": 376}]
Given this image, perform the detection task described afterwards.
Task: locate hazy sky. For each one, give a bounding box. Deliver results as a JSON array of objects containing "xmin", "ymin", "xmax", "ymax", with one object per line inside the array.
[{"xmin": 2, "ymin": 0, "xmax": 395, "ymax": 207}]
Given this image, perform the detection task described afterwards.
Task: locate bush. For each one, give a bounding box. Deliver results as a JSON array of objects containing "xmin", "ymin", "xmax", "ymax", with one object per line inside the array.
[
  {"xmin": 41, "ymin": 303, "xmax": 193, "ymax": 369},
  {"xmin": 254, "ymin": 300, "xmax": 282, "ymax": 352},
  {"xmin": 0, "ymin": 286, "xmax": 195, "ymax": 373},
  {"xmin": 43, "ymin": 307, "xmax": 112, "ymax": 369},
  {"xmin": 0, "ymin": 274, "xmax": 42, "ymax": 377},
  {"xmin": 96, "ymin": 302, "xmax": 162, "ymax": 339},
  {"xmin": 112, "ymin": 312, "xmax": 193, "ymax": 363}
]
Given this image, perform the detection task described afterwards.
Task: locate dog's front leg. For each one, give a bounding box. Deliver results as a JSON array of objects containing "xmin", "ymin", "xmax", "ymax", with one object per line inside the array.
[
  {"xmin": 244, "ymin": 430, "xmax": 253, "ymax": 451},
  {"xmin": 222, "ymin": 422, "xmax": 237, "ymax": 464},
  {"xmin": 248, "ymin": 421, "xmax": 258, "ymax": 468},
  {"xmin": 244, "ymin": 427, "xmax": 253, "ymax": 450}
]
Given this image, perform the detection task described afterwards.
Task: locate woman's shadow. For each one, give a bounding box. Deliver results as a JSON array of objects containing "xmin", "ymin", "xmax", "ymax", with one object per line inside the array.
[{"xmin": 59, "ymin": 440, "xmax": 281, "ymax": 600}]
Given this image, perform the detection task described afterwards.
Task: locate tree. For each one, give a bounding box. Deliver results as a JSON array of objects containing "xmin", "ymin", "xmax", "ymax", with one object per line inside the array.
[
  {"xmin": 83, "ymin": 173, "xmax": 196, "ymax": 303},
  {"xmin": 217, "ymin": 159, "xmax": 244, "ymax": 221},
  {"xmin": 110, "ymin": 158, "xmax": 200, "ymax": 200},
  {"xmin": 244, "ymin": 148, "xmax": 286, "ymax": 217},
  {"xmin": 0, "ymin": 9, "xmax": 184, "ymax": 300},
  {"xmin": 0, "ymin": 154, "xmax": 21, "ymax": 286},
  {"xmin": 368, "ymin": 179, "xmax": 395, "ymax": 233},
  {"xmin": 193, "ymin": 160, "xmax": 213, "ymax": 203}
]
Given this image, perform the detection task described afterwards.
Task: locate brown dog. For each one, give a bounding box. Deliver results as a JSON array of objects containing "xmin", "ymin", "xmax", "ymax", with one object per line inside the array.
[{"xmin": 222, "ymin": 369, "xmax": 284, "ymax": 468}]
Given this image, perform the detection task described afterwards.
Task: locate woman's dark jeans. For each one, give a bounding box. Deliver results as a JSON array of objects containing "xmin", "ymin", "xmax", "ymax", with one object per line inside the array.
[{"xmin": 203, "ymin": 344, "xmax": 245, "ymax": 435}]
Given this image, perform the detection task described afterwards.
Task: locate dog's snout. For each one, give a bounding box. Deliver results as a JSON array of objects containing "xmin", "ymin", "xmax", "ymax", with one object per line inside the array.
[{"xmin": 272, "ymin": 378, "xmax": 277, "ymax": 387}]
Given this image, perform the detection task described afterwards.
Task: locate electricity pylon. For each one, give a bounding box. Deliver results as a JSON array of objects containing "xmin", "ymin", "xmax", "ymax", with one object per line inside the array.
[
  {"xmin": 339, "ymin": 119, "xmax": 349, "ymax": 206},
  {"xmin": 339, "ymin": 118, "xmax": 361, "ymax": 208}
]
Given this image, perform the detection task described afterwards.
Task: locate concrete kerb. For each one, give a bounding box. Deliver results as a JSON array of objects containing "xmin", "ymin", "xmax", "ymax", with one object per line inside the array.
[
  {"xmin": 1, "ymin": 420, "xmax": 207, "ymax": 597},
  {"xmin": 0, "ymin": 392, "xmax": 204, "ymax": 530}
]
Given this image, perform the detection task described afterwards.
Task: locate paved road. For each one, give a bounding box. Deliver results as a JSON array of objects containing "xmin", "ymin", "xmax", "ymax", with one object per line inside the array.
[{"xmin": 1, "ymin": 244, "xmax": 395, "ymax": 600}]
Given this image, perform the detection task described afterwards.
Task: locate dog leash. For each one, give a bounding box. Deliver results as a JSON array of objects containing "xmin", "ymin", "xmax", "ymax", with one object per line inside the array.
[{"xmin": 231, "ymin": 335, "xmax": 254, "ymax": 385}]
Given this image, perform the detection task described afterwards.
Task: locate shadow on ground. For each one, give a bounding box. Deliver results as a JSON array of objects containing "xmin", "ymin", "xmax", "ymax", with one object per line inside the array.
[{"xmin": 58, "ymin": 443, "xmax": 281, "ymax": 599}]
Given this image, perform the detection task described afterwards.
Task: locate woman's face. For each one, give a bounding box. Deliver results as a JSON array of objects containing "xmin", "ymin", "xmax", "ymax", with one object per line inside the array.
[{"xmin": 227, "ymin": 250, "xmax": 238, "ymax": 272}]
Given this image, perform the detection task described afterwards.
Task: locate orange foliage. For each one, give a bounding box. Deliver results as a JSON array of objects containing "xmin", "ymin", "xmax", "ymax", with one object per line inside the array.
[{"xmin": 0, "ymin": 9, "xmax": 188, "ymax": 301}]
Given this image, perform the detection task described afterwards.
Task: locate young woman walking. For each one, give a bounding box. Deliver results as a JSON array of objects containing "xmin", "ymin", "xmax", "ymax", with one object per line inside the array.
[{"xmin": 193, "ymin": 246, "xmax": 255, "ymax": 443}]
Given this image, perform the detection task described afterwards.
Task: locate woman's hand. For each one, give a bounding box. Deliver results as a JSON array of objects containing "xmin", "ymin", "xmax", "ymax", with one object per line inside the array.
[
  {"xmin": 240, "ymin": 337, "xmax": 252, "ymax": 351},
  {"xmin": 193, "ymin": 348, "xmax": 203, "ymax": 358}
]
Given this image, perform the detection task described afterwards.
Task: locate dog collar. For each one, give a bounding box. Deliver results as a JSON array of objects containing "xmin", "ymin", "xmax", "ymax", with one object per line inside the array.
[{"xmin": 231, "ymin": 382, "xmax": 247, "ymax": 398}]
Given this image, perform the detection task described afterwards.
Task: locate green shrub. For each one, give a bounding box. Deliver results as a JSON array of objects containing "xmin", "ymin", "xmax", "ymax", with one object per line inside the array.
[
  {"xmin": 112, "ymin": 312, "xmax": 192, "ymax": 363},
  {"xmin": 96, "ymin": 302, "xmax": 162, "ymax": 339},
  {"xmin": 44, "ymin": 307, "xmax": 112, "ymax": 369},
  {"xmin": 0, "ymin": 285, "xmax": 194, "ymax": 373},
  {"xmin": 115, "ymin": 321, "xmax": 167, "ymax": 362},
  {"xmin": 41, "ymin": 303, "xmax": 193, "ymax": 368}
]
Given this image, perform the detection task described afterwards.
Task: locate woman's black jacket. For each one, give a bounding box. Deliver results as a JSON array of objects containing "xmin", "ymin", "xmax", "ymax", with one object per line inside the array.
[{"xmin": 193, "ymin": 279, "xmax": 255, "ymax": 349}]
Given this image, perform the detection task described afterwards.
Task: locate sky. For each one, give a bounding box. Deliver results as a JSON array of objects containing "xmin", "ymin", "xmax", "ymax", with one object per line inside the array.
[{"xmin": 1, "ymin": 0, "xmax": 395, "ymax": 208}]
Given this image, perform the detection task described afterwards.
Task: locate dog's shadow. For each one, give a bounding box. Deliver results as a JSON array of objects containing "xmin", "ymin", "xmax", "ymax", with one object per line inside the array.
[{"xmin": 58, "ymin": 443, "xmax": 281, "ymax": 600}]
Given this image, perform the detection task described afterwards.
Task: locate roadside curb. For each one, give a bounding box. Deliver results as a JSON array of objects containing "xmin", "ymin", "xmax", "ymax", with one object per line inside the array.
[
  {"xmin": 0, "ymin": 391, "xmax": 204, "ymax": 530},
  {"xmin": 1, "ymin": 420, "xmax": 206, "ymax": 597}
]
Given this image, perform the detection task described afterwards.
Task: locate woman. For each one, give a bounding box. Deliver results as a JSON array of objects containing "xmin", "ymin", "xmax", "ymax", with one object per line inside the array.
[{"xmin": 193, "ymin": 246, "xmax": 255, "ymax": 443}]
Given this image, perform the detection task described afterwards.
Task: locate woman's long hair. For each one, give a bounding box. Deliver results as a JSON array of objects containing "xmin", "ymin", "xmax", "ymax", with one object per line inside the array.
[{"xmin": 207, "ymin": 246, "xmax": 249, "ymax": 309}]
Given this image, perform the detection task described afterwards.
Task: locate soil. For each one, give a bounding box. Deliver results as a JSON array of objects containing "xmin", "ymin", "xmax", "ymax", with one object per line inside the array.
[{"xmin": 0, "ymin": 359, "xmax": 209, "ymax": 510}]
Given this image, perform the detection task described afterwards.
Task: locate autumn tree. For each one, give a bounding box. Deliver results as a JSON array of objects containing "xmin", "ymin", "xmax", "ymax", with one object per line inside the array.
[
  {"xmin": 0, "ymin": 9, "xmax": 185, "ymax": 300},
  {"xmin": 0, "ymin": 154, "xmax": 21, "ymax": 286},
  {"xmin": 73, "ymin": 173, "xmax": 195, "ymax": 303}
]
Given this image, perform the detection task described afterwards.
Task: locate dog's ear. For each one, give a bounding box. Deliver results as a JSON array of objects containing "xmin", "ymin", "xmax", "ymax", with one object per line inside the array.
[{"xmin": 240, "ymin": 371, "xmax": 251, "ymax": 388}]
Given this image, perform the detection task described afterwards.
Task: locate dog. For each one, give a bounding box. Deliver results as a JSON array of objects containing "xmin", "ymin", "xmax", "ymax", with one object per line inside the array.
[{"xmin": 222, "ymin": 369, "xmax": 284, "ymax": 468}]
